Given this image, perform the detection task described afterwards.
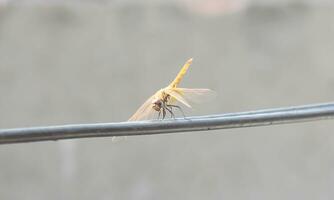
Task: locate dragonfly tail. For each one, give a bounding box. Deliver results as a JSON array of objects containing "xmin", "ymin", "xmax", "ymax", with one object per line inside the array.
[{"xmin": 168, "ymin": 58, "xmax": 193, "ymax": 88}]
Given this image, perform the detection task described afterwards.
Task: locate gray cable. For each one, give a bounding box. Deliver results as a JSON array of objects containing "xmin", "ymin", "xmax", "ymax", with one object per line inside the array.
[{"xmin": 1, "ymin": 102, "xmax": 334, "ymax": 144}]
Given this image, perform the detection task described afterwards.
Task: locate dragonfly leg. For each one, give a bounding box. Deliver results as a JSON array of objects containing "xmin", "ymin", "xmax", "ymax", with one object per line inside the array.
[
  {"xmin": 167, "ymin": 104, "xmax": 186, "ymax": 118},
  {"xmin": 165, "ymin": 106, "xmax": 175, "ymax": 119},
  {"xmin": 158, "ymin": 110, "xmax": 161, "ymax": 120},
  {"xmin": 162, "ymin": 108, "xmax": 166, "ymax": 119}
]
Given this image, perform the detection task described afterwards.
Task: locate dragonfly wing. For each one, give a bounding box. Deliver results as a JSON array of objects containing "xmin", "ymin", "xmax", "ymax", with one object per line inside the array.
[
  {"xmin": 128, "ymin": 95, "xmax": 157, "ymax": 121},
  {"xmin": 164, "ymin": 88, "xmax": 192, "ymax": 108},
  {"xmin": 165, "ymin": 87, "xmax": 215, "ymax": 108},
  {"xmin": 175, "ymin": 88, "xmax": 216, "ymax": 104}
]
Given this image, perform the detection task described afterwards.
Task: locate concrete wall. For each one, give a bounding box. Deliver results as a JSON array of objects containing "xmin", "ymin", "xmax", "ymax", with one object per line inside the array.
[{"xmin": 1, "ymin": 2, "xmax": 334, "ymax": 200}]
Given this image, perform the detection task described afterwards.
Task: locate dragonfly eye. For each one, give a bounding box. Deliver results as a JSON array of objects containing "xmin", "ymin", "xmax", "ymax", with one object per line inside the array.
[{"xmin": 152, "ymin": 100, "xmax": 162, "ymax": 111}]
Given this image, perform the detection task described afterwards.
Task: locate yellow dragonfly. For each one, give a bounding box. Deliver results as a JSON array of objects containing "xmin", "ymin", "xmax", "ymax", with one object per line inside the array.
[{"xmin": 128, "ymin": 58, "xmax": 213, "ymax": 121}]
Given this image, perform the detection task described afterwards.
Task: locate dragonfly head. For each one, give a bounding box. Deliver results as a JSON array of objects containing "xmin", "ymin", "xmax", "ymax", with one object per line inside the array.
[{"xmin": 152, "ymin": 99, "xmax": 162, "ymax": 111}]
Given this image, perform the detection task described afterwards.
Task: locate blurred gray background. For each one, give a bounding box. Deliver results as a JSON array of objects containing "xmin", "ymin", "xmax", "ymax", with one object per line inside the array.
[{"xmin": 1, "ymin": 0, "xmax": 334, "ymax": 199}]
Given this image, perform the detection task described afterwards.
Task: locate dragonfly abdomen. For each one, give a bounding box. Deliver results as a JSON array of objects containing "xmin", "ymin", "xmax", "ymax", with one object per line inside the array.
[{"xmin": 169, "ymin": 58, "xmax": 193, "ymax": 88}]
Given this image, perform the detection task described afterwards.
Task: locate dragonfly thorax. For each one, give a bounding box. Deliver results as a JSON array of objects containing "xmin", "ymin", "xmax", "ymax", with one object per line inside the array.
[{"xmin": 152, "ymin": 94, "xmax": 171, "ymax": 111}]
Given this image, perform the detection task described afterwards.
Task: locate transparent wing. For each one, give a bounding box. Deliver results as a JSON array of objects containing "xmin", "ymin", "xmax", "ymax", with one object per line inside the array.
[
  {"xmin": 128, "ymin": 95, "xmax": 157, "ymax": 121},
  {"xmin": 164, "ymin": 88, "xmax": 192, "ymax": 108},
  {"xmin": 177, "ymin": 88, "xmax": 216, "ymax": 104},
  {"xmin": 165, "ymin": 87, "xmax": 215, "ymax": 108}
]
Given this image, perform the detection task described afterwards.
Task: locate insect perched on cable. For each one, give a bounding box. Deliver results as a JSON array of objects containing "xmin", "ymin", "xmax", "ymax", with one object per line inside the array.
[{"xmin": 128, "ymin": 58, "xmax": 214, "ymax": 121}]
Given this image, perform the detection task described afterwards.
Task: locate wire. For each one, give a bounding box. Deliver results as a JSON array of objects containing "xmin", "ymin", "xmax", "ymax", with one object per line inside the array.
[{"xmin": 1, "ymin": 102, "xmax": 334, "ymax": 145}]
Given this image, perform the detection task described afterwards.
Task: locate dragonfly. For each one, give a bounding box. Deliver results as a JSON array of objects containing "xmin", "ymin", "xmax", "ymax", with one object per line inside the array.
[{"xmin": 128, "ymin": 58, "xmax": 214, "ymax": 121}]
